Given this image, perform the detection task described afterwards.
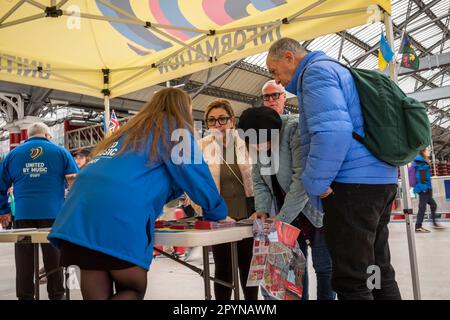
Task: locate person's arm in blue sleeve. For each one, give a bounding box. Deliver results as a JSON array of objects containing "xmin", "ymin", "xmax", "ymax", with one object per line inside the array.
[
  {"xmin": 163, "ymin": 130, "xmax": 227, "ymax": 221},
  {"xmin": 0, "ymin": 159, "xmax": 12, "ymax": 215},
  {"xmin": 300, "ymin": 64, "xmax": 353, "ymax": 196}
]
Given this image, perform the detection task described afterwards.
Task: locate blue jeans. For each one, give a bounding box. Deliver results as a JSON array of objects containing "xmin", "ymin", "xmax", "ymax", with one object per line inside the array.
[
  {"xmin": 261, "ymin": 227, "xmax": 335, "ymax": 300},
  {"xmin": 298, "ymin": 228, "xmax": 336, "ymax": 300}
]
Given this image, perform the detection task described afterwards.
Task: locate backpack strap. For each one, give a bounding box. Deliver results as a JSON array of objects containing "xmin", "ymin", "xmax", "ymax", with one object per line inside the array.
[
  {"xmin": 298, "ymin": 58, "xmax": 364, "ymax": 143},
  {"xmin": 299, "ymin": 58, "xmax": 350, "ymax": 90}
]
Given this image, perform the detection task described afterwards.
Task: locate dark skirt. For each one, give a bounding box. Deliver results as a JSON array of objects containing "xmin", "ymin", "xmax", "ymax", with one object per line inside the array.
[{"xmin": 60, "ymin": 240, "xmax": 135, "ymax": 271}]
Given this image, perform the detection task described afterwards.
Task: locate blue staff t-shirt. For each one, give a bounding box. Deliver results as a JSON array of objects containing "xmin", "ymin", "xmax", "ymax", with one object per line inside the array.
[{"xmin": 0, "ymin": 137, "xmax": 79, "ymax": 220}]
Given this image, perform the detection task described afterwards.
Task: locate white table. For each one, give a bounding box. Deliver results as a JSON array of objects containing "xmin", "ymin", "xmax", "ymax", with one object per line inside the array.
[
  {"xmin": 0, "ymin": 228, "xmax": 69, "ymax": 300},
  {"xmin": 0, "ymin": 226, "xmax": 254, "ymax": 300},
  {"xmin": 154, "ymin": 226, "xmax": 253, "ymax": 300}
]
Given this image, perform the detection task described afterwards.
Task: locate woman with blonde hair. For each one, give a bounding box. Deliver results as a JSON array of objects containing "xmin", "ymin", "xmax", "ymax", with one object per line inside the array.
[
  {"xmin": 192, "ymin": 99, "xmax": 258, "ymax": 300},
  {"xmin": 48, "ymin": 88, "xmax": 228, "ymax": 300}
]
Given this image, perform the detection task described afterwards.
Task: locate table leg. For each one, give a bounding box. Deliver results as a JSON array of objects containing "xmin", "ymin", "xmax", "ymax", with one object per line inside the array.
[
  {"xmin": 202, "ymin": 246, "xmax": 211, "ymax": 300},
  {"xmin": 231, "ymin": 241, "xmax": 240, "ymax": 300},
  {"xmin": 33, "ymin": 243, "xmax": 39, "ymax": 300},
  {"xmin": 65, "ymin": 267, "xmax": 70, "ymax": 300}
]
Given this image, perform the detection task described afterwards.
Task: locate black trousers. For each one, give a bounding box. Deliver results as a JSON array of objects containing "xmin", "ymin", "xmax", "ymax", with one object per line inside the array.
[
  {"xmin": 212, "ymin": 237, "xmax": 258, "ymax": 300},
  {"xmin": 415, "ymin": 189, "xmax": 438, "ymax": 229},
  {"xmin": 321, "ymin": 182, "xmax": 401, "ymax": 300},
  {"xmin": 14, "ymin": 219, "xmax": 65, "ymax": 300}
]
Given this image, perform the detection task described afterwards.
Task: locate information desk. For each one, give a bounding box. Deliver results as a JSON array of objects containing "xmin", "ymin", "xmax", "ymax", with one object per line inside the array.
[
  {"xmin": 0, "ymin": 228, "xmax": 69, "ymax": 300},
  {"xmin": 0, "ymin": 226, "xmax": 254, "ymax": 300},
  {"xmin": 154, "ymin": 226, "xmax": 253, "ymax": 300}
]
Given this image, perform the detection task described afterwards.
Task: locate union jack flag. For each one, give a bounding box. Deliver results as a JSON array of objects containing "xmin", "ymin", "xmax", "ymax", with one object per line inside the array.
[{"xmin": 108, "ymin": 110, "xmax": 120, "ymax": 133}]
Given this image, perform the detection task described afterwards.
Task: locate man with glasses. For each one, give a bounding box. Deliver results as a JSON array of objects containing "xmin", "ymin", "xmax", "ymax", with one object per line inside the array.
[{"xmin": 261, "ymin": 80, "xmax": 287, "ymax": 115}]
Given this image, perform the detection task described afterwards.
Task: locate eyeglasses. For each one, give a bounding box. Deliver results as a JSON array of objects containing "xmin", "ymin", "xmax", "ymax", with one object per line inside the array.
[
  {"xmin": 262, "ymin": 92, "xmax": 284, "ymax": 101},
  {"xmin": 206, "ymin": 116, "xmax": 231, "ymax": 126}
]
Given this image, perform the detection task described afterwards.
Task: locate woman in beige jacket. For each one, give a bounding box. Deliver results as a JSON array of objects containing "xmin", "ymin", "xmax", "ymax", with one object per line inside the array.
[{"xmin": 193, "ymin": 99, "xmax": 258, "ymax": 300}]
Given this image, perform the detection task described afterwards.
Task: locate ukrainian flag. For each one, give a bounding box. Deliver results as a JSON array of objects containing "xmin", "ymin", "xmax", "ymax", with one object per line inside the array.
[{"xmin": 378, "ymin": 33, "xmax": 395, "ymax": 71}]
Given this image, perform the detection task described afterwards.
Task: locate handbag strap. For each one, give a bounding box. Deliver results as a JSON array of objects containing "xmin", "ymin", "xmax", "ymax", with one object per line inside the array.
[{"xmin": 218, "ymin": 151, "xmax": 245, "ymax": 189}]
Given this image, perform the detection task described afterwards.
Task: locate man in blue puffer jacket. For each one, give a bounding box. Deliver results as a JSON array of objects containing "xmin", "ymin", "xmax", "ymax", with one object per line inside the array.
[{"xmin": 266, "ymin": 38, "xmax": 401, "ymax": 300}]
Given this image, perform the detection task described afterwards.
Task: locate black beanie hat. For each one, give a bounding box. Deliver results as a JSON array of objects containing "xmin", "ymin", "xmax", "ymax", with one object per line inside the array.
[
  {"xmin": 237, "ymin": 107, "xmax": 282, "ymax": 144},
  {"xmin": 73, "ymin": 148, "xmax": 90, "ymax": 157}
]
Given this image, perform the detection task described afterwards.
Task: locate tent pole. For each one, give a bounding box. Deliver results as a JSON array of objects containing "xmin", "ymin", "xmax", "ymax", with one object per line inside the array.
[
  {"xmin": 430, "ymin": 137, "xmax": 437, "ymax": 176},
  {"xmin": 384, "ymin": 10, "xmax": 421, "ymax": 300},
  {"xmin": 104, "ymin": 95, "xmax": 110, "ymax": 136},
  {"xmin": 102, "ymin": 69, "xmax": 111, "ymax": 137}
]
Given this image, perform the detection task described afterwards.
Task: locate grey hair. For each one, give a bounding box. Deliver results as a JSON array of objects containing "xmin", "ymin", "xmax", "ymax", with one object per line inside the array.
[
  {"xmin": 262, "ymin": 80, "xmax": 285, "ymax": 94},
  {"xmin": 28, "ymin": 122, "xmax": 49, "ymax": 137},
  {"xmin": 268, "ymin": 37, "xmax": 305, "ymax": 60}
]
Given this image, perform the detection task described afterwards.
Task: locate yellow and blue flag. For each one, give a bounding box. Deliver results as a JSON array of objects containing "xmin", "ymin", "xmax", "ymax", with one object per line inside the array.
[{"xmin": 378, "ymin": 33, "xmax": 394, "ymax": 71}]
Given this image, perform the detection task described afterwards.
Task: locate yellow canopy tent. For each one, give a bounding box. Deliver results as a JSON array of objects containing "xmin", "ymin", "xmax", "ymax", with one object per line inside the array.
[
  {"xmin": 1, "ymin": 0, "xmax": 390, "ymax": 120},
  {"xmin": 0, "ymin": 0, "xmax": 422, "ymax": 300}
]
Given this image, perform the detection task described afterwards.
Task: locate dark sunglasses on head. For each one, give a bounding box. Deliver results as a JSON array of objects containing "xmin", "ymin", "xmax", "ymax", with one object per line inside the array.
[
  {"xmin": 262, "ymin": 92, "xmax": 283, "ymax": 101},
  {"xmin": 206, "ymin": 116, "xmax": 231, "ymax": 126}
]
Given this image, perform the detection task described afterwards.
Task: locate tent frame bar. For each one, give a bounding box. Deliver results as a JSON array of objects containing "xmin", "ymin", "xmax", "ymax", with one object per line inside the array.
[
  {"xmin": 214, "ymin": 21, "xmax": 277, "ymax": 35},
  {"xmin": 96, "ymin": 0, "xmax": 142, "ymax": 23},
  {"xmin": 0, "ymin": 54, "xmax": 101, "ymax": 92},
  {"xmin": 24, "ymin": 0, "xmax": 46, "ymax": 11},
  {"xmin": 149, "ymin": 26, "xmax": 211, "ymax": 61},
  {"xmin": 0, "ymin": 13, "xmax": 45, "ymax": 29},
  {"xmin": 109, "ymin": 34, "xmax": 209, "ymax": 91},
  {"xmin": 55, "ymin": 0, "xmax": 69, "ymax": 10},
  {"xmin": 217, "ymin": 0, "xmax": 327, "ymax": 59},
  {"xmin": 0, "ymin": 53, "xmax": 103, "ymax": 73},
  {"xmin": 0, "ymin": 0, "xmax": 26, "ymax": 25},
  {"xmin": 384, "ymin": 10, "xmax": 421, "ymax": 301},
  {"xmin": 291, "ymin": 7, "xmax": 368, "ymax": 23},
  {"xmin": 66, "ymin": 11, "xmax": 143, "ymax": 26}
]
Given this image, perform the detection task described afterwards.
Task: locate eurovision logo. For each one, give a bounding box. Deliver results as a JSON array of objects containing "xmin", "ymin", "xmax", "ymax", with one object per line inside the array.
[
  {"xmin": 30, "ymin": 147, "xmax": 43, "ymax": 160},
  {"xmin": 96, "ymin": 0, "xmax": 287, "ymax": 56}
]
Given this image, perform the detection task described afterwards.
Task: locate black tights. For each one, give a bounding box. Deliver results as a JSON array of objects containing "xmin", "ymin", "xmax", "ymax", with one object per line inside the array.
[{"xmin": 80, "ymin": 266, "xmax": 147, "ymax": 300}]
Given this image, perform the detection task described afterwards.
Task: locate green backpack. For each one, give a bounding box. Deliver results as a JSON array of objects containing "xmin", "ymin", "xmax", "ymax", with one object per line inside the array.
[{"xmin": 301, "ymin": 59, "xmax": 431, "ymax": 167}]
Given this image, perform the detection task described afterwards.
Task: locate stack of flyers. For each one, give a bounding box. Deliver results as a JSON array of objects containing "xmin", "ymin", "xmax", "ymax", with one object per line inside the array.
[
  {"xmin": 246, "ymin": 239, "xmax": 269, "ymax": 286},
  {"xmin": 246, "ymin": 219, "xmax": 306, "ymax": 300}
]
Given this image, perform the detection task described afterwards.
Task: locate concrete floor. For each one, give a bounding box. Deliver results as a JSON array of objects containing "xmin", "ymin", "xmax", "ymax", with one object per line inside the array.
[{"xmin": 0, "ymin": 221, "xmax": 449, "ymax": 300}]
